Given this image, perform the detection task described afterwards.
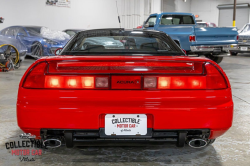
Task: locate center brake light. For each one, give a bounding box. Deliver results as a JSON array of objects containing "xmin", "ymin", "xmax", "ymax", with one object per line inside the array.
[{"xmin": 23, "ymin": 62, "xmax": 228, "ymax": 90}]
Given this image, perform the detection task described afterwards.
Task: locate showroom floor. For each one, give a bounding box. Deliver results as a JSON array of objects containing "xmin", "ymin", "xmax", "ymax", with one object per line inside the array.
[{"xmin": 0, "ymin": 55, "xmax": 250, "ymax": 166}]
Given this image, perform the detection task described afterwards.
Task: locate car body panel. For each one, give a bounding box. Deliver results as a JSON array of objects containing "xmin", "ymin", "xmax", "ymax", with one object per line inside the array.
[{"xmin": 17, "ymin": 55, "xmax": 233, "ymax": 140}]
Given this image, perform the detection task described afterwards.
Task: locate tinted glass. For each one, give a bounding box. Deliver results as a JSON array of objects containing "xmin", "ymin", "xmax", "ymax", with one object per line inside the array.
[
  {"xmin": 161, "ymin": 15, "xmax": 195, "ymax": 25},
  {"xmin": 61, "ymin": 29, "xmax": 184, "ymax": 56},
  {"xmin": 25, "ymin": 27, "xmax": 41, "ymax": 34}
]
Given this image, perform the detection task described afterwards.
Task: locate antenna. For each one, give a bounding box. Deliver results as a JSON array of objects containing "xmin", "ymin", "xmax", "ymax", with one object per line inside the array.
[{"xmin": 116, "ymin": 0, "xmax": 121, "ymax": 29}]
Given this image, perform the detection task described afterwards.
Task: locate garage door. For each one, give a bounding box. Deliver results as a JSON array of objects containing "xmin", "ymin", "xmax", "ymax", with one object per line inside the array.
[{"xmin": 218, "ymin": 4, "xmax": 250, "ymax": 29}]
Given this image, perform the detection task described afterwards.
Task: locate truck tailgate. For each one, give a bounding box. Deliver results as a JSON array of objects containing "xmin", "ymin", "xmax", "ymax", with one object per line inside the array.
[{"xmin": 194, "ymin": 27, "xmax": 238, "ymax": 45}]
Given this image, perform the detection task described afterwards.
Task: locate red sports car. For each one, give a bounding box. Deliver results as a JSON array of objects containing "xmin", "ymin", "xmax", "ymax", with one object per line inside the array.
[{"xmin": 17, "ymin": 29, "xmax": 233, "ymax": 148}]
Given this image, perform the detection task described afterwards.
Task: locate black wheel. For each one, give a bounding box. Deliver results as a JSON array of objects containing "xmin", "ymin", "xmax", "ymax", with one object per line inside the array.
[
  {"xmin": 205, "ymin": 54, "xmax": 223, "ymax": 64},
  {"xmin": 206, "ymin": 139, "xmax": 216, "ymax": 146},
  {"xmin": 230, "ymin": 51, "xmax": 238, "ymax": 56},
  {"xmin": 31, "ymin": 42, "xmax": 43, "ymax": 59}
]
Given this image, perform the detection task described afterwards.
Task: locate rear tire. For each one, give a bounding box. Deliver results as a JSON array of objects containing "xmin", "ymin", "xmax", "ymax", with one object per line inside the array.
[
  {"xmin": 205, "ymin": 54, "xmax": 223, "ymax": 64},
  {"xmin": 31, "ymin": 42, "xmax": 43, "ymax": 59}
]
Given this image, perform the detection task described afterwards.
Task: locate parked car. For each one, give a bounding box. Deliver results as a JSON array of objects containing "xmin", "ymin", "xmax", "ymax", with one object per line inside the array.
[
  {"xmin": 17, "ymin": 29, "xmax": 233, "ymax": 149},
  {"xmin": 63, "ymin": 29, "xmax": 85, "ymax": 37},
  {"xmin": 143, "ymin": 12, "xmax": 238, "ymax": 63},
  {"xmin": 197, "ymin": 22, "xmax": 217, "ymax": 27},
  {"xmin": 230, "ymin": 23, "xmax": 250, "ymax": 56},
  {"xmin": 0, "ymin": 34, "xmax": 27, "ymax": 62},
  {"xmin": 0, "ymin": 26, "xmax": 69, "ymax": 58}
]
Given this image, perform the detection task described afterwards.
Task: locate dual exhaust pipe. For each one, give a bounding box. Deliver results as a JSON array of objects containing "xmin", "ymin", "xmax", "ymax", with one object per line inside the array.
[
  {"xmin": 42, "ymin": 137, "xmax": 207, "ymax": 149},
  {"xmin": 43, "ymin": 139, "xmax": 61, "ymax": 148},
  {"xmin": 187, "ymin": 137, "xmax": 207, "ymax": 148}
]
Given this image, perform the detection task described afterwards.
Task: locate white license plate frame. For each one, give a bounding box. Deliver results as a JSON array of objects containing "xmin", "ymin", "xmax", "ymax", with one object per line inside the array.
[
  {"xmin": 241, "ymin": 47, "xmax": 248, "ymax": 51},
  {"xmin": 105, "ymin": 114, "xmax": 147, "ymax": 136}
]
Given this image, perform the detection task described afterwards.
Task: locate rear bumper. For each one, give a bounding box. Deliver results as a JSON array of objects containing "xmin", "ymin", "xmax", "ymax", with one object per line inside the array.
[
  {"xmin": 228, "ymin": 44, "xmax": 250, "ymax": 53},
  {"xmin": 190, "ymin": 45, "xmax": 234, "ymax": 53},
  {"xmin": 17, "ymin": 88, "xmax": 233, "ymax": 140},
  {"xmin": 39, "ymin": 128, "xmax": 227, "ymax": 143}
]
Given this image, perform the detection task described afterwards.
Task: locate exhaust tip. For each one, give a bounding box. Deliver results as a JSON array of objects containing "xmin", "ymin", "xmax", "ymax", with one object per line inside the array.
[
  {"xmin": 43, "ymin": 139, "xmax": 61, "ymax": 148},
  {"xmin": 188, "ymin": 138, "xmax": 207, "ymax": 148}
]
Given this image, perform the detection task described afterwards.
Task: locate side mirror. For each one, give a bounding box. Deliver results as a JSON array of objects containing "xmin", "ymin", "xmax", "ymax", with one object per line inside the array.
[
  {"xmin": 54, "ymin": 48, "xmax": 63, "ymax": 55},
  {"xmin": 144, "ymin": 22, "xmax": 154, "ymax": 28}
]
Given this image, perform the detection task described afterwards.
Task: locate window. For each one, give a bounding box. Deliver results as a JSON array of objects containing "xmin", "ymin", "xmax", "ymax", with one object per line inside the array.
[
  {"xmin": 5, "ymin": 28, "xmax": 14, "ymax": 36},
  {"xmin": 18, "ymin": 28, "xmax": 27, "ymax": 36},
  {"xmin": 161, "ymin": 15, "xmax": 195, "ymax": 25},
  {"xmin": 65, "ymin": 30, "xmax": 77, "ymax": 37},
  {"xmin": 145, "ymin": 16, "xmax": 157, "ymax": 26},
  {"xmin": 62, "ymin": 30, "xmax": 184, "ymax": 56}
]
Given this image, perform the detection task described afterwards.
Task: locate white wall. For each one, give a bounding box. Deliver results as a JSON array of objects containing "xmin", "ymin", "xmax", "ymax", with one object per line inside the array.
[
  {"xmin": 191, "ymin": 0, "xmax": 250, "ymax": 26},
  {"xmin": 0, "ymin": 0, "xmax": 121, "ymax": 31},
  {"xmin": 175, "ymin": 0, "xmax": 191, "ymax": 13},
  {"xmin": 163, "ymin": 0, "xmax": 175, "ymax": 12}
]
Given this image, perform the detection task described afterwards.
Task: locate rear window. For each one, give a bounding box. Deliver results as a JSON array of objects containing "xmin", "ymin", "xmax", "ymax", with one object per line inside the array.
[
  {"xmin": 61, "ymin": 29, "xmax": 184, "ymax": 56},
  {"xmin": 161, "ymin": 15, "xmax": 195, "ymax": 25}
]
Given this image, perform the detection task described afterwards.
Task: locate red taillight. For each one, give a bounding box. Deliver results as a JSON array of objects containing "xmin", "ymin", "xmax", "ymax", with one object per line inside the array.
[
  {"xmin": 205, "ymin": 63, "xmax": 227, "ymax": 89},
  {"xmin": 44, "ymin": 76, "xmax": 108, "ymax": 89},
  {"xmin": 23, "ymin": 62, "xmax": 227, "ymax": 90},
  {"xmin": 23, "ymin": 62, "xmax": 47, "ymax": 88},
  {"xmin": 237, "ymin": 35, "xmax": 239, "ymax": 41},
  {"xmin": 155, "ymin": 76, "xmax": 206, "ymax": 89},
  {"xmin": 189, "ymin": 35, "xmax": 196, "ymax": 42},
  {"xmin": 144, "ymin": 63, "xmax": 227, "ymax": 90}
]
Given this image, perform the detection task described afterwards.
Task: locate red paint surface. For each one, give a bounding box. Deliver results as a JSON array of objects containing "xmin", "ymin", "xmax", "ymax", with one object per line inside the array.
[{"xmin": 17, "ymin": 56, "xmax": 233, "ymax": 139}]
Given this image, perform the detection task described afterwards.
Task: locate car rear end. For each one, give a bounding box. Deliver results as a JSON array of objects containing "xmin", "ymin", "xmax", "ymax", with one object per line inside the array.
[
  {"xmin": 17, "ymin": 56, "xmax": 233, "ymax": 148},
  {"xmin": 191, "ymin": 27, "xmax": 239, "ymax": 54},
  {"xmin": 17, "ymin": 29, "xmax": 233, "ymax": 148}
]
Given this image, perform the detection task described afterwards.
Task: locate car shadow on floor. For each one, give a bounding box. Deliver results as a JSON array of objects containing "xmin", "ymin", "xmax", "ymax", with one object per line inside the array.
[
  {"xmin": 1, "ymin": 130, "xmax": 223, "ymax": 165},
  {"xmin": 38, "ymin": 143, "xmax": 223, "ymax": 165}
]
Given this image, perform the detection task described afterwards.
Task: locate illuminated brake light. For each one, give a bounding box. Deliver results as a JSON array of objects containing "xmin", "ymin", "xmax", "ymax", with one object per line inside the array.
[
  {"xmin": 51, "ymin": 79, "xmax": 59, "ymax": 86},
  {"xmin": 158, "ymin": 77, "xmax": 171, "ymax": 89},
  {"xmin": 68, "ymin": 79, "xmax": 76, "ymax": 87},
  {"xmin": 189, "ymin": 35, "xmax": 196, "ymax": 42},
  {"xmin": 82, "ymin": 77, "xmax": 94, "ymax": 88},
  {"xmin": 45, "ymin": 76, "xmax": 64, "ymax": 88}
]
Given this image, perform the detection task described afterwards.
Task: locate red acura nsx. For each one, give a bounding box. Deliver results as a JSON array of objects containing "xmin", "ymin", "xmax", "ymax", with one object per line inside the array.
[{"xmin": 17, "ymin": 29, "xmax": 233, "ymax": 148}]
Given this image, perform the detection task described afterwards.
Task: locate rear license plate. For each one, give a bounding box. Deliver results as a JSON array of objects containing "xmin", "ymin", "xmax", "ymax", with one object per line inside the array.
[
  {"xmin": 241, "ymin": 47, "xmax": 248, "ymax": 51},
  {"xmin": 105, "ymin": 114, "xmax": 147, "ymax": 135}
]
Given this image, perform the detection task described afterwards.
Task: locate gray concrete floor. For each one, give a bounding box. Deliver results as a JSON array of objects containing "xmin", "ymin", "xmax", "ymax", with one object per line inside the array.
[{"xmin": 1, "ymin": 55, "xmax": 250, "ymax": 166}]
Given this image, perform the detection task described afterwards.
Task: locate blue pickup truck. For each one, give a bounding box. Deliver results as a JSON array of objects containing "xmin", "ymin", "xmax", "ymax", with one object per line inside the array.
[{"xmin": 143, "ymin": 12, "xmax": 238, "ymax": 63}]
